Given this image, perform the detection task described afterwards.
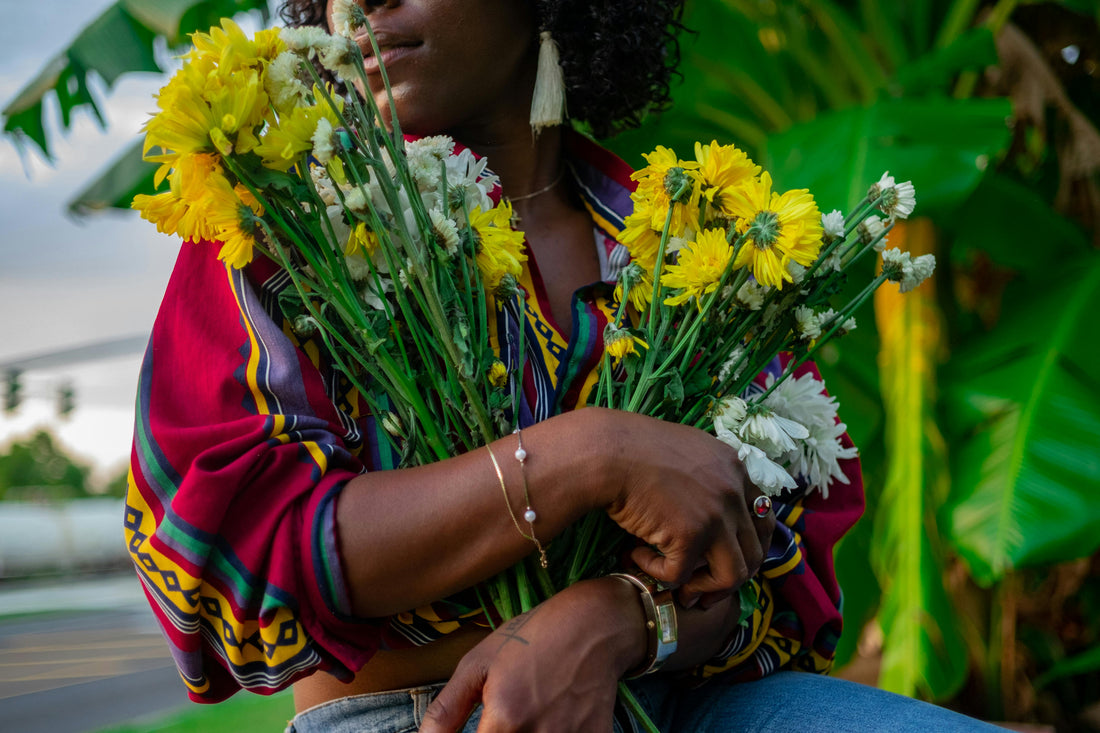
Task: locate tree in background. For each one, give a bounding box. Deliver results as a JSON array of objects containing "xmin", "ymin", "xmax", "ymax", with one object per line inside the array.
[{"xmin": 0, "ymin": 430, "xmax": 92, "ymax": 502}]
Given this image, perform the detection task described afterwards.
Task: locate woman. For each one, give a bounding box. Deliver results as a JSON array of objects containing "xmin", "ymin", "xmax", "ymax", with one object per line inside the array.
[{"xmin": 125, "ymin": 0, "xmax": 1000, "ymax": 730}]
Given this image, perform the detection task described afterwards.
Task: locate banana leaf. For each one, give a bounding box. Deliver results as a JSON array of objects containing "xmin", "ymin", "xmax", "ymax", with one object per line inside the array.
[
  {"xmin": 763, "ymin": 96, "xmax": 1013, "ymax": 213},
  {"xmin": 943, "ymin": 253, "xmax": 1100, "ymax": 586},
  {"xmin": 1, "ymin": 0, "xmax": 269, "ymax": 161}
]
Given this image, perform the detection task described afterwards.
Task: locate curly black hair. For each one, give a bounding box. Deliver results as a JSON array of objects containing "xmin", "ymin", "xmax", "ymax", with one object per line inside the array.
[{"xmin": 277, "ymin": 0, "xmax": 687, "ymax": 138}]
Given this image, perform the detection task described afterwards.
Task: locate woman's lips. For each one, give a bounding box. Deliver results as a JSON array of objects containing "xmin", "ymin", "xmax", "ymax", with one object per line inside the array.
[
  {"xmin": 360, "ymin": 44, "xmax": 420, "ymax": 74},
  {"xmin": 356, "ymin": 31, "xmax": 421, "ymax": 75}
]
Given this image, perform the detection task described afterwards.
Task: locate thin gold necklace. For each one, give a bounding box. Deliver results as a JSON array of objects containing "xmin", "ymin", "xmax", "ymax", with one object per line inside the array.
[{"xmin": 508, "ymin": 168, "xmax": 566, "ymax": 203}]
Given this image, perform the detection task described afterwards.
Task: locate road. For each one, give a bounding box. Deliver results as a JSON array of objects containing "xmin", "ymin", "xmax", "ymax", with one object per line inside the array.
[{"xmin": 0, "ymin": 573, "xmax": 191, "ymax": 733}]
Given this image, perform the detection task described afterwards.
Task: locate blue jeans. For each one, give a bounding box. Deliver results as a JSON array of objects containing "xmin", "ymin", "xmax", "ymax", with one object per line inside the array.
[{"xmin": 285, "ymin": 673, "xmax": 1004, "ymax": 732}]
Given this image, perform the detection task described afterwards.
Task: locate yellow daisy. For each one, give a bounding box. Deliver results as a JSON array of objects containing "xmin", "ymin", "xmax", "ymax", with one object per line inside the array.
[
  {"xmin": 661, "ymin": 228, "xmax": 733, "ymax": 308},
  {"xmin": 132, "ymin": 189, "xmax": 188, "ymax": 237},
  {"xmin": 191, "ymin": 174, "xmax": 265, "ymax": 268},
  {"xmin": 346, "ymin": 222, "xmax": 379, "ymax": 256},
  {"xmin": 191, "ymin": 19, "xmax": 285, "ymax": 71},
  {"xmin": 470, "ymin": 201, "xmax": 527, "ymax": 293},
  {"xmin": 487, "ymin": 360, "xmax": 509, "ymax": 388},
  {"xmin": 619, "ymin": 208, "xmax": 662, "ymax": 273},
  {"xmin": 604, "ymin": 325, "xmax": 649, "ymax": 361},
  {"xmin": 726, "ymin": 172, "xmax": 823, "ymax": 290},
  {"xmin": 694, "ymin": 141, "xmax": 760, "ymax": 218},
  {"xmin": 144, "ymin": 64, "xmax": 267, "ymax": 160},
  {"xmin": 629, "ymin": 146, "xmax": 701, "ymax": 236},
  {"xmin": 614, "ymin": 266, "xmax": 654, "ymax": 313},
  {"xmin": 255, "ymin": 101, "xmax": 341, "ymax": 171}
]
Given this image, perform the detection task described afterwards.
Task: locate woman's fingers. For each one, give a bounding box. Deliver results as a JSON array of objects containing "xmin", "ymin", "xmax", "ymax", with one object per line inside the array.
[
  {"xmin": 743, "ymin": 485, "xmax": 776, "ymax": 564},
  {"xmin": 631, "ymin": 484, "xmax": 778, "ymax": 607},
  {"xmin": 419, "ymin": 658, "xmax": 485, "ymax": 733}
]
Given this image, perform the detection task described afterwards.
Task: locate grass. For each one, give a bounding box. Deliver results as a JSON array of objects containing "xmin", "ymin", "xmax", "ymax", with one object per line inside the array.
[{"xmin": 91, "ymin": 690, "xmax": 295, "ymax": 733}]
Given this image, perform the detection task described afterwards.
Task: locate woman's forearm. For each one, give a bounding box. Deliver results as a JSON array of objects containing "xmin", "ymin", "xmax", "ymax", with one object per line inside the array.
[
  {"xmin": 336, "ymin": 407, "xmax": 618, "ymax": 617},
  {"xmin": 337, "ymin": 404, "xmax": 767, "ymax": 621}
]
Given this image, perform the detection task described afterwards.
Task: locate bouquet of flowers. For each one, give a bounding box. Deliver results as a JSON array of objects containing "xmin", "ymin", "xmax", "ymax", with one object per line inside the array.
[{"xmin": 133, "ymin": 7, "xmax": 931, "ymax": 728}]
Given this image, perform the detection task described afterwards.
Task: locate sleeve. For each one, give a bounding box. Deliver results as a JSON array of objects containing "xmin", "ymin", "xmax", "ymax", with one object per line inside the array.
[
  {"xmin": 124, "ymin": 241, "xmax": 383, "ymax": 703},
  {"xmin": 687, "ymin": 358, "xmax": 865, "ymax": 683}
]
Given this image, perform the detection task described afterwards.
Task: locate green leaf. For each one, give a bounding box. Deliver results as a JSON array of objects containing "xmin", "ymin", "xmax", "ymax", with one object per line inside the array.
[
  {"xmin": 123, "ymin": 0, "xmax": 233, "ymax": 44},
  {"xmin": 1050, "ymin": 0, "xmax": 1100, "ymax": 22},
  {"xmin": 764, "ymin": 96, "xmax": 1012, "ymax": 214},
  {"xmin": 894, "ymin": 27, "xmax": 998, "ymax": 95},
  {"xmin": 943, "ymin": 254, "xmax": 1100, "ymax": 585},
  {"xmin": 946, "ymin": 171, "xmax": 1091, "ymax": 272},
  {"xmin": 70, "ymin": 4, "xmax": 161, "ymax": 87},
  {"xmin": 1034, "ymin": 643, "xmax": 1100, "ymax": 689},
  {"xmin": 736, "ymin": 581, "xmax": 760, "ymax": 626},
  {"xmin": 68, "ymin": 139, "xmax": 157, "ymax": 215},
  {"xmin": 2, "ymin": 0, "xmax": 269, "ymax": 160},
  {"xmin": 662, "ymin": 371, "xmax": 684, "ymax": 409}
]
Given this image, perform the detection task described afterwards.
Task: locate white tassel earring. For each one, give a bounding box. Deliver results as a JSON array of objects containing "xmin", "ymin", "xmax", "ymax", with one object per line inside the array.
[{"xmin": 529, "ymin": 31, "xmax": 566, "ymax": 135}]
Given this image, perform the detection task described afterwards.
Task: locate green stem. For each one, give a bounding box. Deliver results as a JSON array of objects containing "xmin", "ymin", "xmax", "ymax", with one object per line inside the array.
[{"xmin": 617, "ymin": 684, "xmax": 662, "ymax": 733}]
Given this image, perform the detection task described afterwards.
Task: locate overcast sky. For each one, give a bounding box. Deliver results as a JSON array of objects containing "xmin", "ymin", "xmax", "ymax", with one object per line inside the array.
[{"xmin": 0, "ymin": 2, "xmax": 271, "ymax": 482}]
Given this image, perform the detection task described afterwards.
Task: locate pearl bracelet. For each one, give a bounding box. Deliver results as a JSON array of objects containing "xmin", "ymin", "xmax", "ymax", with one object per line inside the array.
[{"xmin": 486, "ymin": 429, "xmax": 547, "ymax": 568}]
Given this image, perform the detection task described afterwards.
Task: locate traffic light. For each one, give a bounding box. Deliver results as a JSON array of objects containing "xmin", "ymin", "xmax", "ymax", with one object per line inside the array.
[
  {"xmin": 58, "ymin": 383, "xmax": 75, "ymax": 417},
  {"xmin": 3, "ymin": 369, "xmax": 22, "ymax": 413}
]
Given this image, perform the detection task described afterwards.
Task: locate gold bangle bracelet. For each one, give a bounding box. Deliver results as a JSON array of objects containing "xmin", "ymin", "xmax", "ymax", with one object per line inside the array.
[{"xmin": 608, "ymin": 571, "xmax": 679, "ymax": 678}]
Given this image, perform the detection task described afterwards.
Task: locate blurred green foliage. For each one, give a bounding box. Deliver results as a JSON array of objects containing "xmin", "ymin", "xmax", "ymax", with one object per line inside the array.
[
  {"xmin": 606, "ymin": 0, "xmax": 1100, "ymax": 722},
  {"xmin": 0, "ymin": 430, "xmax": 92, "ymax": 501}
]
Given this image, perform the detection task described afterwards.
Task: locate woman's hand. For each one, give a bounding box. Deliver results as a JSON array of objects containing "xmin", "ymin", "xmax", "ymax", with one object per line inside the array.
[
  {"xmin": 595, "ymin": 409, "xmax": 776, "ymax": 607},
  {"xmin": 418, "ymin": 578, "xmax": 646, "ymax": 733}
]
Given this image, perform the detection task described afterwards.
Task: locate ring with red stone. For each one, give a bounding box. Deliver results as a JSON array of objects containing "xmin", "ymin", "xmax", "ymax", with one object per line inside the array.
[{"xmin": 752, "ymin": 495, "xmax": 773, "ymax": 518}]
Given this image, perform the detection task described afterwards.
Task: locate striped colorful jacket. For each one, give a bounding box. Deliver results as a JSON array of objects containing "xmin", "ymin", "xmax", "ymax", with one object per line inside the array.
[{"xmin": 125, "ymin": 131, "xmax": 864, "ymax": 702}]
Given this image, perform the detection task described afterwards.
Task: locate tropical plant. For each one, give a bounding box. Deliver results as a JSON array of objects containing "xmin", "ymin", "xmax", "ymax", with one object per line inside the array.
[
  {"xmin": 605, "ymin": 0, "xmax": 1100, "ymax": 723},
  {"xmin": 2, "ymin": 0, "xmax": 270, "ymax": 211}
]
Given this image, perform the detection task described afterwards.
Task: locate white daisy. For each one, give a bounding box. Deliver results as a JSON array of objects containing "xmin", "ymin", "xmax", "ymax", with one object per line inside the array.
[
  {"xmin": 899, "ymin": 253, "xmax": 936, "ymax": 293},
  {"xmin": 793, "ymin": 305, "xmax": 821, "ymax": 341},
  {"xmin": 734, "ymin": 280, "xmax": 766, "ymax": 311},
  {"xmin": 265, "ymin": 51, "xmax": 310, "ymax": 111},
  {"xmin": 888, "ymin": 180, "xmax": 917, "ymax": 220},
  {"xmin": 858, "ymin": 215, "xmax": 888, "ymax": 249},
  {"xmin": 822, "ymin": 209, "xmax": 845, "ymax": 241},
  {"xmin": 785, "ymin": 419, "xmax": 859, "ymax": 497},
  {"xmin": 870, "ymin": 172, "xmax": 917, "ymax": 221},
  {"xmin": 280, "ymin": 26, "xmax": 331, "ymax": 58},
  {"xmin": 405, "ymin": 135, "xmax": 456, "ymax": 191},
  {"xmin": 713, "ymin": 396, "xmax": 748, "ymax": 432},
  {"xmin": 311, "ymin": 117, "xmax": 337, "ymax": 164},
  {"xmin": 311, "ymin": 165, "xmax": 339, "ymax": 205},
  {"xmin": 429, "ymin": 208, "xmax": 461, "ymax": 255},
  {"xmin": 318, "ymin": 34, "xmax": 361, "ymax": 82},
  {"xmin": 739, "ymin": 405, "xmax": 809, "ymax": 459},
  {"xmin": 717, "ymin": 345, "xmax": 747, "ymax": 384},
  {"xmin": 761, "ymin": 371, "xmax": 858, "ymax": 495},
  {"xmin": 331, "ymin": 0, "xmax": 367, "ymax": 37},
  {"xmin": 713, "ymin": 427, "xmax": 797, "ymax": 494},
  {"xmin": 344, "ymin": 186, "xmax": 370, "ymax": 214},
  {"xmin": 762, "ymin": 372, "xmax": 837, "ymax": 436}
]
